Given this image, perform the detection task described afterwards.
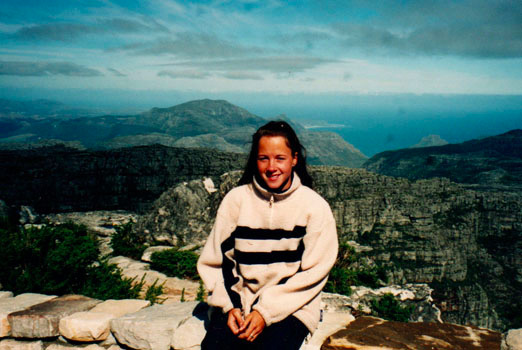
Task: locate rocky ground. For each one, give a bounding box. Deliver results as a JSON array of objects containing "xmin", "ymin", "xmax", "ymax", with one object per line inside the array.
[
  {"xmin": 1, "ymin": 208, "xmax": 520, "ymax": 349},
  {"xmin": 0, "ymin": 287, "xmax": 513, "ymax": 350}
]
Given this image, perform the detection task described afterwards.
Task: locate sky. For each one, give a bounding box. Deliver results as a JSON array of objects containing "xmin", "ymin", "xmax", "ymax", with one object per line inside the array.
[
  {"xmin": 0, "ymin": 0, "xmax": 521, "ymax": 155},
  {"xmin": 1, "ymin": 1, "xmax": 522, "ymax": 99}
]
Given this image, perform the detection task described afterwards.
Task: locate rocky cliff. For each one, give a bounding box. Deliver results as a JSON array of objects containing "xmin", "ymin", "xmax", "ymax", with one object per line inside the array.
[
  {"xmin": 137, "ymin": 167, "xmax": 521, "ymax": 331},
  {"xmin": 0, "ymin": 145, "xmax": 244, "ymax": 213},
  {"xmin": 363, "ymin": 129, "xmax": 522, "ymax": 189}
]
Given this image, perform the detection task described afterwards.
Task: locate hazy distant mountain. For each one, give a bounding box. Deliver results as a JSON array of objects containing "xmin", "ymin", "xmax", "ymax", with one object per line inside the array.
[
  {"xmin": 410, "ymin": 134, "xmax": 449, "ymax": 148},
  {"xmin": 173, "ymin": 134, "xmax": 244, "ymax": 153},
  {"xmin": 0, "ymin": 98, "xmax": 97, "ymax": 118},
  {"xmin": 136, "ymin": 99, "xmax": 265, "ymax": 137},
  {"xmin": 0, "ymin": 98, "xmax": 367, "ymax": 167},
  {"xmin": 302, "ymin": 131, "xmax": 367, "ymax": 168},
  {"xmin": 364, "ymin": 129, "xmax": 522, "ymax": 188}
]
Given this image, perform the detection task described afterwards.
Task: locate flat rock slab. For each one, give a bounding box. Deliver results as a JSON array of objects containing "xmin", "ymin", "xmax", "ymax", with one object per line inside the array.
[
  {"xmin": 504, "ymin": 328, "xmax": 522, "ymax": 350},
  {"xmin": 8, "ymin": 295, "xmax": 100, "ymax": 339},
  {"xmin": 46, "ymin": 344, "xmax": 106, "ymax": 350},
  {"xmin": 90, "ymin": 299, "xmax": 151, "ymax": 316},
  {"xmin": 302, "ymin": 311, "xmax": 355, "ymax": 350},
  {"xmin": 141, "ymin": 246, "xmax": 172, "ymax": 262},
  {"xmin": 0, "ymin": 339, "xmax": 43, "ymax": 350},
  {"xmin": 0, "ymin": 293, "xmax": 13, "ymax": 299},
  {"xmin": 111, "ymin": 301, "xmax": 201, "ymax": 350},
  {"xmin": 0, "ymin": 294, "xmax": 56, "ymax": 337},
  {"xmin": 59, "ymin": 299, "xmax": 150, "ymax": 342},
  {"xmin": 322, "ymin": 316, "xmax": 501, "ymax": 350},
  {"xmin": 171, "ymin": 303, "xmax": 209, "ymax": 350}
]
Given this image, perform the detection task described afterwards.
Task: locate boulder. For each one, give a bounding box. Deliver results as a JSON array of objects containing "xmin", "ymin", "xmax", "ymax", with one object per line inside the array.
[
  {"xmin": 322, "ymin": 316, "xmax": 501, "ymax": 350},
  {"xmin": 107, "ymin": 346, "xmax": 124, "ymax": 350},
  {"xmin": 8, "ymin": 295, "xmax": 100, "ymax": 338},
  {"xmin": 110, "ymin": 301, "xmax": 201, "ymax": 350},
  {"xmin": 503, "ymin": 328, "xmax": 522, "ymax": 350},
  {"xmin": 59, "ymin": 299, "xmax": 150, "ymax": 342},
  {"xmin": 18, "ymin": 206, "xmax": 39, "ymax": 225},
  {"xmin": 0, "ymin": 293, "xmax": 13, "ymax": 299},
  {"xmin": 0, "ymin": 294, "xmax": 56, "ymax": 337},
  {"xmin": 171, "ymin": 314, "xmax": 207, "ymax": 350},
  {"xmin": 45, "ymin": 344, "xmax": 105, "ymax": 350},
  {"xmin": 100, "ymin": 332, "xmax": 117, "ymax": 346},
  {"xmin": 301, "ymin": 311, "xmax": 354, "ymax": 350},
  {"xmin": 59, "ymin": 312, "xmax": 115, "ymax": 342},
  {"xmin": 45, "ymin": 211, "xmax": 137, "ymax": 237},
  {"xmin": 90, "ymin": 299, "xmax": 150, "ymax": 315},
  {"xmin": 0, "ymin": 339, "xmax": 43, "ymax": 350},
  {"xmin": 141, "ymin": 246, "xmax": 173, "ymax": 262}
]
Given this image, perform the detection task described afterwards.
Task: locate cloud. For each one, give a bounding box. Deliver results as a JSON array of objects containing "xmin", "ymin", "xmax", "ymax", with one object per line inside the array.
[
  {"xmin": 107, "ymin": 68, "xmax": 126, "ymax": 77},
  {"xmin": 100, "ymin": 17, "xmax": 169, "ymax": 34},
  {"xmin": 222, "ymin": 71, "xmax": 263, "ymax": 80},
  {"xmin": 157, "ymin": 70, "xmax": 211, "ymax": 79},
  {"xmin": 112, "ymin": 32, "xmax": 263, "ymax": 59},
  {"xmin": 274, "ymin": 30, "xmax": 333, "ymax": 50},
  {"xmin": 14, "ymin": 23, "xmax": 94, "ymax": 41},
  {"xmin": 332, "ymin": 1, "xmax": 522, "ymax": 58},
  {"xmin": 13, "ymin": 18, "xmax": 168, "ymax": 42},
  {"xmin": 0, "ymin": 61, "xmax": 103, "ymax": 77},
  {"xmin": 170, "ymin": 56, "xmax": 337, "ymax": 73}
]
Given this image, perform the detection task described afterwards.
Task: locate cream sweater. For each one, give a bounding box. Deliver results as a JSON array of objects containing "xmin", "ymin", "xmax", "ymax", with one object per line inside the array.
[{"xmin": 197, "ymin": 174, "xmax": 338, "ymax": 333}]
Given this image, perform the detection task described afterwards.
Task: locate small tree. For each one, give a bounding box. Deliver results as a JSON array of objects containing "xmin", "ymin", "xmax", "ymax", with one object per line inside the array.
[
  {"xmin": 370, "ymin": 293, "xmax": 414, "ymax": 322},
  {"xmin": 150, "ymin": 249, "xmax": 199, "ymax": 280},
  {"xmin": 110, "ymin": 221, "xmax": 146, "ymax": 260}
]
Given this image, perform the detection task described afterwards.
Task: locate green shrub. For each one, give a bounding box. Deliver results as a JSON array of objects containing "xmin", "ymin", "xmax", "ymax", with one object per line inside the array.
[
  {"xmin": 355, "ymin": 265, "xmax": 387, "ymax": 289},
  {"xmin": 144, "ymin": 278, "xmax": 166, "ymax": 305},
  {"xmin": 80, "ymin": 261, "xmax": 144, "ymax": 300},
  {"xmin": 336, "ymin": 243, "xmax": 358, "ymax": 268},
  {"xmin": 0, "ymin": 223, "xmax": 99, "ymax": 295},
  {"xmin": 0, "ymin": 222, "xmax": 148, "ymax": 300},
  {"xmin": 324, "ymin": 243, "xmax": 387, "ymax": 296},
  {"xmin": 150, "ymin": 249, "xmax": 199, "ymax": 280},
  {"xmin": 196, "ymin": 280, "xmax": 206, "ymax": 302},
  {"xmin": 325, "ymin": 266, "xmax": 355, "ymax": 296},
  {"xmin": 110, "ymin": 221, "xmax": 146, "ymax": 260},
  {"xmin": 370, "ymin": 293, "xmax": 414, "ymax": 322}
]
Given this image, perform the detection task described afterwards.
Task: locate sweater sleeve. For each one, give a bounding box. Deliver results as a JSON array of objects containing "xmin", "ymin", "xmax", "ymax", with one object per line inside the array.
[
  {"xmin": 252, "ymin": 200, "xmax": 338, "ymax": 326},
  {"xmin": 197, "ymin": 190, "xmax": 242, "ymax": 313}
]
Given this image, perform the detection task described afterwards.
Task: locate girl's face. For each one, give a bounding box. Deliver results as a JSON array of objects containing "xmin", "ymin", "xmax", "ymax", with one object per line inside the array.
[{"xmin": 257, "ymin": 135, "xmax": 297, "ymax": 191}]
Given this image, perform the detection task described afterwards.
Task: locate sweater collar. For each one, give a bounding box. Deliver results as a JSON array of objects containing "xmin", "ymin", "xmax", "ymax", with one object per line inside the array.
[{"xmin": 253, "ymin": 172, "xmax": 301, "ymax": 202}]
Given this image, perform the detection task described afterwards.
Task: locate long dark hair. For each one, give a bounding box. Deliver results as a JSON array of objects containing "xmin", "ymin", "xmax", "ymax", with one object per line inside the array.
[{"xmin": 238, "ymin": 120, "xmax": 313, "ymax": 188}]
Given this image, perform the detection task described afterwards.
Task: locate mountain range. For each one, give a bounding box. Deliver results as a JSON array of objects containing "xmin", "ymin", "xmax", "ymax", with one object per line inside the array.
[
  {"xmin": 364, "ymin": 129, "xmax": 522, "ymax": 189},
  {"xmin": 0, "ymin": 99, "xmax": 367, "ymax": 168}
]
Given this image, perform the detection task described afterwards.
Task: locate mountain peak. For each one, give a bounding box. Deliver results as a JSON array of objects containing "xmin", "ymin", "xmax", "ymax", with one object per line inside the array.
[
  {"xmin": 411, "ymin": 135, "xmax": 449, "ymax": 148},
  {"xmin": 163, "ymin": 99, "xmax": 247, "ymax": 114}
]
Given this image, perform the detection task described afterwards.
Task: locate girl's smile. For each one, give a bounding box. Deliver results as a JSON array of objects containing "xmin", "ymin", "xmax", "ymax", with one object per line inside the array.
[{"xmin": 257, "ymin": 135, "xmax": 297, "ymax": 191}]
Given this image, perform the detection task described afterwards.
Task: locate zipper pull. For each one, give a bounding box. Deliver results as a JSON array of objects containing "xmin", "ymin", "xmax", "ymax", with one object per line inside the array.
[{"xmin": 269, "ymin": 195, "xmax": 274, "ymax": 208}]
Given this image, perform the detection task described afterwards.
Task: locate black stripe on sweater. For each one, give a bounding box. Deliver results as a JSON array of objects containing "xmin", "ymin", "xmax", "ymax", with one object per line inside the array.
[
  {"xmin": 233, "ymin": 226, "xmax": 306, "ymax": 240},
  {"xmin": 235, "ymin": 241, "xmax": 305, "ymax": 265},
  {"xmin": 221, "ymin": 235, "xmax": 242, "ymax": 309}
]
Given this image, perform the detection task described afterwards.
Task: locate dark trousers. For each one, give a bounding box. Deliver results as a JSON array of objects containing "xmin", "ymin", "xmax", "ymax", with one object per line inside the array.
[{"xmin": 201, "ymin": 310, "xmax": 309, "ymax": 350}]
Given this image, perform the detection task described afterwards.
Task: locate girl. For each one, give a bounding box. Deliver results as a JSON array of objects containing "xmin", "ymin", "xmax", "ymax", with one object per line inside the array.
[{"xmin": 197, "ymin": 121, "xmax": 338, "ymax": 350}]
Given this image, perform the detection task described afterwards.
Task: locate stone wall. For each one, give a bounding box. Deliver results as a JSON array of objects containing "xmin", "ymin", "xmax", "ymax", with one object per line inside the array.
[
  {"xmin": 0, "ymin": 289, "xmax": 513, "ymax": 350},
  {"xmin": 0, "ymin": 289, "xmax": 357, "ymax": 350}
]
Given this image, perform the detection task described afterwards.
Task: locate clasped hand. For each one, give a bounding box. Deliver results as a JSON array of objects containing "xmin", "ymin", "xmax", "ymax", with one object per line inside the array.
[{"xmin": 227, "ymin": 308, "xmax": 266, "ymax": 342}]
